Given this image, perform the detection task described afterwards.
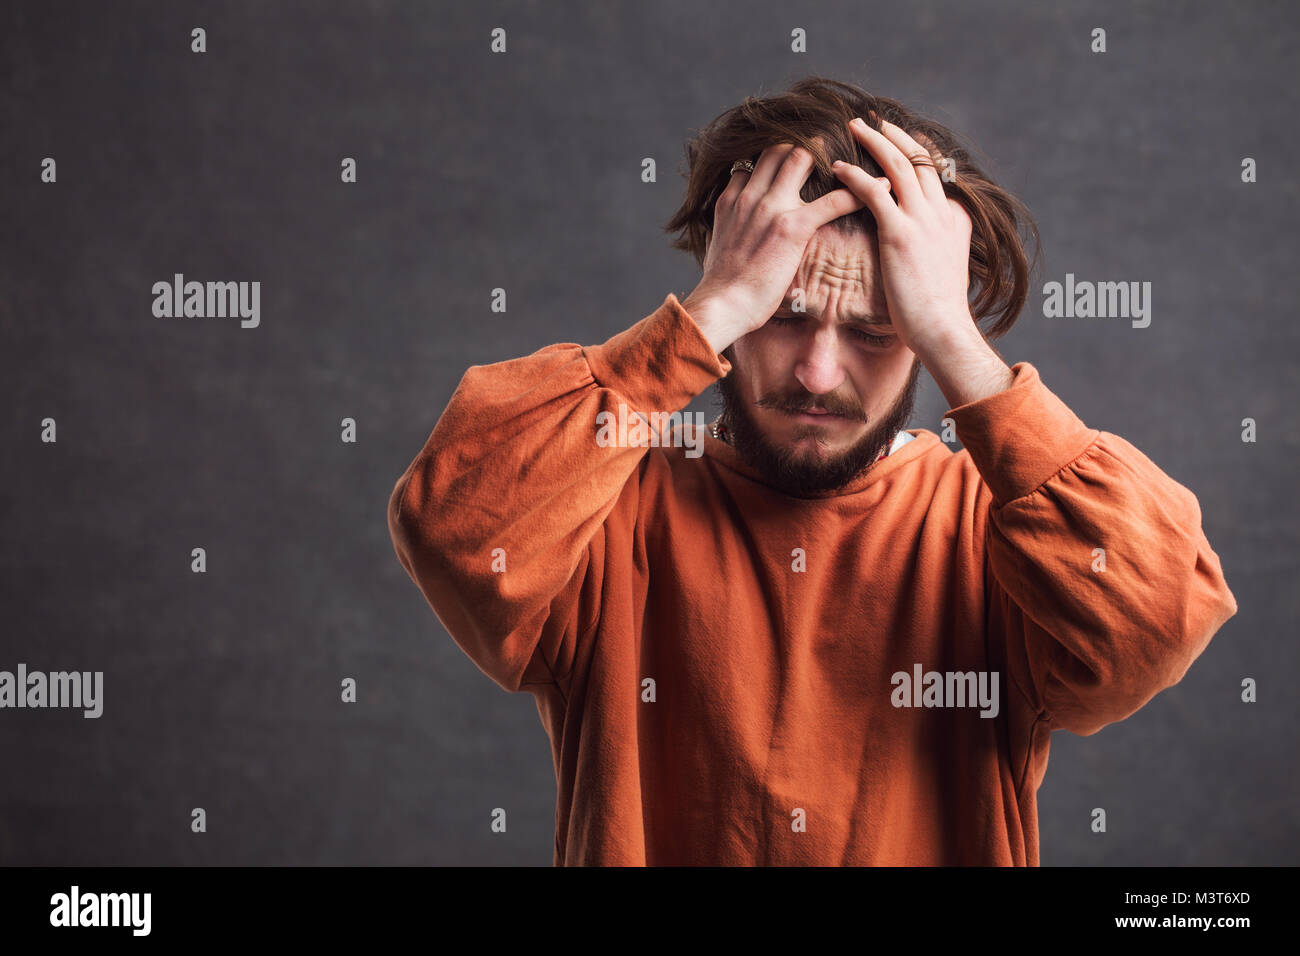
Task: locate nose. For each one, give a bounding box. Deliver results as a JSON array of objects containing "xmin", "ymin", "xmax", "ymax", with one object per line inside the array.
[{"xmin": 792, "ymin": 322, "xmax": 847, "ymax": 396}]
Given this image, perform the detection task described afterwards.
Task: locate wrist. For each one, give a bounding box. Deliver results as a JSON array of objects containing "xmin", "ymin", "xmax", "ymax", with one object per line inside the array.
[
  {"xmin": 680, "ymin": 289, "xmax": 751, "ymax": 356},
  {"xmin": 912, "ymin": 315, "xmax": 1014, "ymax": 408},
  {"xmin": 909, "ymin": 314, "xmax": 981, "ymax": 366}
]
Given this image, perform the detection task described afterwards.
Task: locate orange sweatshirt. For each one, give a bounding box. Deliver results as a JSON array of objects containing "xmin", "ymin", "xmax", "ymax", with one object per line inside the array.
[{"xmin": 387, "ymin": 293, "xmax": 1238, "ymax": 866}]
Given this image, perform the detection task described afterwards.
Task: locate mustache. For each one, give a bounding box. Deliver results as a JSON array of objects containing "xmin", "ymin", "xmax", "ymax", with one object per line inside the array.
[{"xmin": 755, "ymin": 389, "xmax": 866, "ymax": 420}]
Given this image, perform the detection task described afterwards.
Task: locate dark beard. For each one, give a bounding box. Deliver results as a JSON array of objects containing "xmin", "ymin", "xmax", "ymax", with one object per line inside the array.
[{"xmin": 715, "ymin": 354, "xmax": 921, "ymax": 497}]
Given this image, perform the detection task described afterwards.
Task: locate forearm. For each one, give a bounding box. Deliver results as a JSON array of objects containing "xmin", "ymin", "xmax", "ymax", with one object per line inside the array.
[
  {"xmin": 389, "ymin": 295, "xmax": 725, "ymax": 625},
  {"xmin": 911, "ymin": 312, "xmax": 1015, "ymax": 409},
  {"xmin": 392, "ymin": 299, "xmax": 717, "ymax": 570},
  {"xmin": 943, "ymin": 359, "xmax": 1237, "ymax": 734},
  {"xmin": 987, "ymin": 436, "xmax": 1237, "ymax": 734},
  {"xmin": 387, "ymin": 293, "xmax": 727, "ymax": 691}
]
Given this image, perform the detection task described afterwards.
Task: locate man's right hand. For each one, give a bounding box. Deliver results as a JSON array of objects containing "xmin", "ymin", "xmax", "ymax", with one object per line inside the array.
[{"xmin": 681, "ymin": 142, "xmax": 870, "ymax": 356}]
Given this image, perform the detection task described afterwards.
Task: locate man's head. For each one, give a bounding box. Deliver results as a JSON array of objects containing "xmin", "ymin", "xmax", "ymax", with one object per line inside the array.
[
  {"xmin": 665, "ymin": 76, "xmax": 1038, "ymax": 495},
  {"xmin": 715, "ymin": 223, "xmax": 922, "ymax": 495}
]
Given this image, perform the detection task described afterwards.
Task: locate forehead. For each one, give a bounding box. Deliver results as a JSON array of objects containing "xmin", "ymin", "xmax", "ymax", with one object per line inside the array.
[{"xmin": 789, "ymin": 224, "xmax": 887, "ymax": 317}]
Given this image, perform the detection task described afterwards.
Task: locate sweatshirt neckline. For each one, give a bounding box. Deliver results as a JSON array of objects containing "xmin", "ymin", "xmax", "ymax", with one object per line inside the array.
[{"xmin": 701, "ymin": 426, "xmax": 940, "ymax": 499}]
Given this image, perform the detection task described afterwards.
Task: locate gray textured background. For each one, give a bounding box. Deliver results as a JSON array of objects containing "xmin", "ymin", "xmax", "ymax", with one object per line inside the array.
[{"xmin": 2, "ymin": 0, "xmax": 1296, "ymax": 866}]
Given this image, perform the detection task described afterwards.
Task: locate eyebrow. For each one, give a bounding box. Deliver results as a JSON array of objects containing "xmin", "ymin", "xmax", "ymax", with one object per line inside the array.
[{"xmin": 777, "ymin": 300, "xmax": 894, "ymax": 328}]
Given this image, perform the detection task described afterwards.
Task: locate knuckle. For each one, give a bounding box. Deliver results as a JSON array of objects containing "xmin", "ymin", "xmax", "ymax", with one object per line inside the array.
[
  {"xmin": 772, "ymin": 210, "xmax": 801, "ymax": 239},
  {"xmin": 732, "ymin": 187, "xmax": 757, "ymax": 211}
]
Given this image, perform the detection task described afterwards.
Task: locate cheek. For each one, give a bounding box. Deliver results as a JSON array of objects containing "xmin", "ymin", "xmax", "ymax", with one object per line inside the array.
[
  {"xmin": 731, "ymin": 336, "xmax": 783, "ymax": 398},
  {"xmin": 852, "ymin": 347, "xmax": 913, "ymax": 402}
]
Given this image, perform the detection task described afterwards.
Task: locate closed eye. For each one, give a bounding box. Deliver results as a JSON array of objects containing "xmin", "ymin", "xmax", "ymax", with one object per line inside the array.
[{"xmin": 768, "ymin": 312, "xmax": 895, "ymax": 347}]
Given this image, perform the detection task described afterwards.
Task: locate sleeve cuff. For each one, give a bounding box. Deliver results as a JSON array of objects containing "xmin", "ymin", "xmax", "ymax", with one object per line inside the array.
[
  {"xmin": 946, "ymin": 361, "xmax": 1100, "ymax": 506},
  {"xmin": 582, "ymin": 293, "xmax": 732, "ymax": 414}
]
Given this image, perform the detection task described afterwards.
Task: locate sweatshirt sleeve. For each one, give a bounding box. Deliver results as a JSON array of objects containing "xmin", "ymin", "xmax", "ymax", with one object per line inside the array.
[
  {"xmin": 387, "ymin": 294, "xmax": 729, "ymax": 694},
  {"xmin": 951, "ymin": 362, "xmax": 1239, "ymax": 737}
]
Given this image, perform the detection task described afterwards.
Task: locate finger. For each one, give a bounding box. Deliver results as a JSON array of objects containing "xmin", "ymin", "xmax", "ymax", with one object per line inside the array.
[
  {"xmin": 798, "ymin": 184, "xmax": 866, "ymax": 231},
  {"xmin": 769, "ymin": 143, "xmax": 816, "ymax": 198},
  {"xmin": 868, "ymin": 113, "xmax": 947, "ymax": 205},
  {"xmin": 948, "ymin": 197, "xmax": 973, "ymax": 243},
  {"xmin": 744, "ymin": 142, "xmax": 797, "ymax": 196},
  {"xmin": 716, "ymin": 157, "xmax": 752, "ymax": 214},
  {"xmin": 830, "ymin": 162, "xmax": 905, "ymax": 232},
  {"xmin": 847, "ymin": 116, "xmax": 926, "ymax": 210}
]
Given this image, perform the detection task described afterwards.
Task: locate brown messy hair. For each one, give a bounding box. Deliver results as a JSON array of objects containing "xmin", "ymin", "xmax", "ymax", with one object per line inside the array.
[{"xmin": 664, "ymin": 75, "xmax": 1040, "ymax": 340}]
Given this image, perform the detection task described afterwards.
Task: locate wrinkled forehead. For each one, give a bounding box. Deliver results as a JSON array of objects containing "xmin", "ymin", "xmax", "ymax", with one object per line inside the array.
[{"xmin": 787, "ymin": 224, "xmax": 889, "ymax": 321}]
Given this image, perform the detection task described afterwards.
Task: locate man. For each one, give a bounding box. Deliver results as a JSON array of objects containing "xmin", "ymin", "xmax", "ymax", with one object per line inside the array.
[{"xmin": 387, "ymin": 77, "xmax": 1237, "ymax": 865}]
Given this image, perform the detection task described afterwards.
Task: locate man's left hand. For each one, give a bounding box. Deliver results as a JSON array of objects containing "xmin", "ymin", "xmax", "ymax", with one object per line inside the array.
[
  {"xmin": 833, "ymin": 114, "xmax": 1014, "ymax": 407},
  {"xmin": 832, "ymin": 113, "xmax": 975, "ymax": 357}
]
